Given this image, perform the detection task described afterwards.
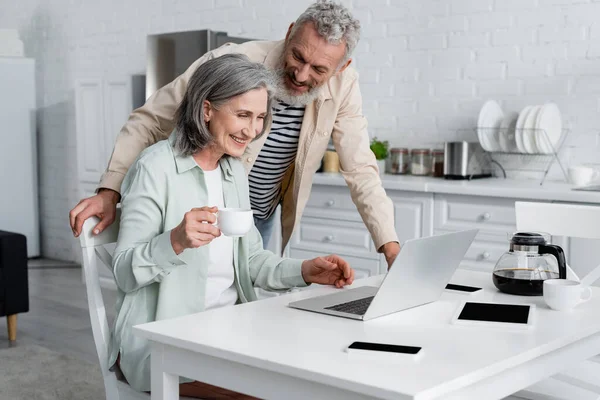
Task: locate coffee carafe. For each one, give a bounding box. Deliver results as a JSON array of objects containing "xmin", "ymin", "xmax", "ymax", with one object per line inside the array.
[{"xmin": 492, "ymin": 232, "xmax": 567, "ymax": 296}]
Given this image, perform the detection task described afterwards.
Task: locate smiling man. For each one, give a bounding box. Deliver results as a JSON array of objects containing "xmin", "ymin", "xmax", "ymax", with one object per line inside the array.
[{"xmin": 69, "ymin": 0, "xmax": 401, "ymax": 267}]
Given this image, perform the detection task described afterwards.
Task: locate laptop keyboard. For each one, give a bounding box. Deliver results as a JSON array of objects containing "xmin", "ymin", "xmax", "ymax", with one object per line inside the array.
[{"xmin": 324, "ymin": 296, "xmax": 375, "ymax": 315}]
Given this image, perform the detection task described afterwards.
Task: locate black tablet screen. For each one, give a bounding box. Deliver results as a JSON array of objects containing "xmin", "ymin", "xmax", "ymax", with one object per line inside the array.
[{"xmin": 458, "ymin": 302, "xmax": 530, "ymax": 324}]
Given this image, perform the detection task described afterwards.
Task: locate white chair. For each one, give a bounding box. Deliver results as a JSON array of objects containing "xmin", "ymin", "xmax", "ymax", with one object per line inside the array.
[
  {"xmin": 79, "ymin": 210, "xmax": 194, "ymax": 400},
  {"xmin": 511, "ymin": 201, "xmax": 600, "ymax": 400}
]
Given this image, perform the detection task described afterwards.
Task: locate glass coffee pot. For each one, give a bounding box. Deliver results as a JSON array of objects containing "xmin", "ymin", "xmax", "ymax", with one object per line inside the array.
[{"xmin": 492, "ymin": 232, "xmax": 567, "ymax": 296}]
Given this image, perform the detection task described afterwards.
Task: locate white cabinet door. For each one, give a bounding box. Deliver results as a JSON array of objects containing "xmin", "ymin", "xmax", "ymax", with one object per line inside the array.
[
  {"xmin": 75, "ymin": 78, "xmax": 105, "ymax": 184},
  {"xmin": 103, "ymin": 77, "xmax": 132, "ymax": 164},
  {"xmin": 388, "ymin": 191, "xmax": 434, "ymax": 243},
  {"xmin": 76, "ymin": 77, "xmax": 132, "ymax": 185}
]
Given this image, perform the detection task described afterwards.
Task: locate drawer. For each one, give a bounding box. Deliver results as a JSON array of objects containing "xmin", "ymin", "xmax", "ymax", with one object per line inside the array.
[
  {"xmin": 303, "ymin": 185, "xmax": 362, "ymax": 221},
  {"xmin": 288, "ymin": 248, "xmax": 382, "ymax": 279},
  {"xmin": 434, "ymin": 194, "xmax": 517, "ymax": 235},
  {"xmin": 290, "ymin": 217, "xmax": 378, "ymax": 259},
  {"xmin": 460, "ymin": 239, "xmax": 506, "ymax": 272}
]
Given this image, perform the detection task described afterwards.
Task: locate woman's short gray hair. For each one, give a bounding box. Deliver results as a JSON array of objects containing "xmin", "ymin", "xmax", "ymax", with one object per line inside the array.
[
  {"xmin": 174, "ymin": 53, "xmax": 276, "ymax": 156},
  {"xmin": 291, "ymin": 0, "xmax": 361, "ymax": 63}
]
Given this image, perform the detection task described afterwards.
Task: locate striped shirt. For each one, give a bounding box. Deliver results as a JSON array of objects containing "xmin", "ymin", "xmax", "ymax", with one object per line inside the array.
[{"xmin": 248, "ymin": 101, "xmax": 305, "ymax": 220}]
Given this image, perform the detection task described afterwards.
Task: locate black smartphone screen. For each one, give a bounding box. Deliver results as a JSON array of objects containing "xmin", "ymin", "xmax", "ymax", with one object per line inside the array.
[
  {"xmin": 458, "ymin": 302, "xmax": 530, "ymax": 324},
  {"xmin": 446, "ymin": 283, "xmax": 482, "ymax": 293},
  {"xmin": 348, "ymin": 341, "xmax": 422, "ymax": 354}
]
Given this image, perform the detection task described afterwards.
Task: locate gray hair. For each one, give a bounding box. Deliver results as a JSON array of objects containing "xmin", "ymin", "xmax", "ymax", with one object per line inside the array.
[
  {"xmin": 174, "ymin": 53, "xmax": 276, "ymax": 156},
  {"xmin": 290, "ymin": 0, "xmax": 361, "ymax": 63}
]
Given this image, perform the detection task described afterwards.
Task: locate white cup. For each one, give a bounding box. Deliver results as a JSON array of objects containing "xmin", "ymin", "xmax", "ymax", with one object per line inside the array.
[
  {"xmin": 568, "ymin": 165, "xmax": 600, "ymax": 186},
  {"xmin": 217, "ymin": 208, "xmax": 253, "ymax": 237},
  {"xmin": 543, "ymin": 279, "xmax": 592, "ymax": 311}
]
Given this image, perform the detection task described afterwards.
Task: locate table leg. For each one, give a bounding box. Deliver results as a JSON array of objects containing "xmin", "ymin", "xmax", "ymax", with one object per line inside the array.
[
  {"xmin": 151, "ymin": 343, "xmax": 179, "ymax": 400},
  {"xmin": 7, "ymin": 314, "xmax": 17, "ymax": 341}
]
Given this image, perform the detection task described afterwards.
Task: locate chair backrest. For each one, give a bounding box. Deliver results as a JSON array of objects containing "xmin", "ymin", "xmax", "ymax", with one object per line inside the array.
[
  {"xmin": 78, "ymin": 209, "xmax": 121, "ymax": 400},
  {"xmin": 516, "ymin": 202, "xmax": 600, "ymax": 240},
  {"xmin": 516, "ymin": 201, "xmax": 600, "ymax": 285}
]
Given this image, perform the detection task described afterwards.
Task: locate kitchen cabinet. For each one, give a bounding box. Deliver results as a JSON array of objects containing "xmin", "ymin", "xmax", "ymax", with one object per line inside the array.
[
  {"xmin": 285, "ymin": 177, "xmax": 596, "ymax": 282},
  {"xmin": 288, "ymin": 185, "xmax": 433, "ymax": 276}
]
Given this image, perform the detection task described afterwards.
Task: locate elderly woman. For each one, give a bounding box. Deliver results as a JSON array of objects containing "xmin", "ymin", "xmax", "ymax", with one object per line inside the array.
[{"xmin": 108, "ymin": 53, "xmax": 355, "ymax": 398}]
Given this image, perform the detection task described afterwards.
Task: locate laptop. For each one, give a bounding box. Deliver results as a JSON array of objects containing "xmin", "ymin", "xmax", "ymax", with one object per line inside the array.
[{"xmin": 288, "ymin": 229, "xmax": 478, "ymax": 321}]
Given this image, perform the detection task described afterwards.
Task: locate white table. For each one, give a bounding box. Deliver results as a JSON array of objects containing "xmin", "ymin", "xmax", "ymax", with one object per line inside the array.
[{"xmin": 133, "ymin": 270, "xmax": 600, "ymax": 400}]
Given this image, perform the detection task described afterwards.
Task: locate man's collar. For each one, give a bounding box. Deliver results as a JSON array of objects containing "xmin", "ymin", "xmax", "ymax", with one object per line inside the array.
[{"xmin": 264, "ymin": 39, "xmax": 332, "ymax": 102}]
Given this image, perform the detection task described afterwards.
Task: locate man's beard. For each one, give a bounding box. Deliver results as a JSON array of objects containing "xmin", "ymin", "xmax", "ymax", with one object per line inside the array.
[{"xmin": 274, "ymin": 68, "xmax": 322, "ymax": 107}]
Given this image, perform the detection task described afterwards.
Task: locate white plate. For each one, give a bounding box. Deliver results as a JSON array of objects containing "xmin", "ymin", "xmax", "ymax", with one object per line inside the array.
[
  {"xmin": 498, "ymin": 112, "xmax": 519, "ymax": 152},
  {"xmin": 535, "ymin": 103, "xmax": 562, "ymax": 154},
  {"xmin": 477, "ymin": 100, "xmax": 504, "ymax": 152},
  {"xmin": 515, "ymin": 105, "xmax": 533, "ymax": 154},
  {"xmin": 523, "ymin": 105, "xmax": 542, "ymax": 153}
]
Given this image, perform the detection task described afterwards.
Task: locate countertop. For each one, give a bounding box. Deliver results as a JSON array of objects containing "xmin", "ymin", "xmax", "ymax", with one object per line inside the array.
[{"xmin": 312, "ymin": 173, "xmax": 600, "ymax": 204}]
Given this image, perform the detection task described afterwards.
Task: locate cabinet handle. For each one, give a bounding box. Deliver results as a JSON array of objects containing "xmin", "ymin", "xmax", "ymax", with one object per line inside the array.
[
  {"xmin": 481, "ymin": 212, "xmax": 491, "ymax": 221},
  {"xmin": 323, "ymin": 235, "xmax": 334, "ymax": 242},
  {"xmin": 481, "ymin": 251, "xmax": 490, "ymax": 260},
  {"xmin": 326, "ymin": 199, "xmax": 335, "ymax": 207}
]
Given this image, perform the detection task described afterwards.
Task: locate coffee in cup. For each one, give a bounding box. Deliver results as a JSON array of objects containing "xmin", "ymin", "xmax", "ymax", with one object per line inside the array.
[
  {"xmin": 543, "ymin": 279, "xmax": 592, "ymax": 311},
  {"xmin": 217, "ymin": 208, "xmax": 254, "ymax": 237}
]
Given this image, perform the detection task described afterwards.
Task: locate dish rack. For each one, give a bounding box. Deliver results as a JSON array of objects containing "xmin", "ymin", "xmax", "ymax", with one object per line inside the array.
[{"xmin": 462, "ymin": 127, "xmax": 570, "ymax": 186}]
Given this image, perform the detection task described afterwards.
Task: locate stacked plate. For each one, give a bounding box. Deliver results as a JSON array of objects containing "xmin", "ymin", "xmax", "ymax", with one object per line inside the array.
[{"xmin": 477, "ymin": 100, "xmax": 562, "ymax": 154}]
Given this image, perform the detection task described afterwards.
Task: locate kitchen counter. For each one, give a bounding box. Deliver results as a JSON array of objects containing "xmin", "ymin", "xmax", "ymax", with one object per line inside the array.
[{"xmin": 312, "ymin": 173, "xmax": 600, "ymax": 204}]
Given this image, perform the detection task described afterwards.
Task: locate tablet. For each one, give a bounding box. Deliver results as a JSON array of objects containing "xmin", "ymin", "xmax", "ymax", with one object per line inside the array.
[{"xmin": 451, "ymin": 301, "xmax": 535, "ymax": 330}]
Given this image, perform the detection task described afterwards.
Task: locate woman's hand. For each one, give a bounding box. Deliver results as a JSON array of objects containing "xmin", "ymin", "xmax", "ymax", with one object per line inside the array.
[
  {"xmin": 301, "ymin": 255, "xmax": 355, "ymax": 288},
  {"xmin": 170, "ymin": 206, "xmax": 221, "ymax": 254}
]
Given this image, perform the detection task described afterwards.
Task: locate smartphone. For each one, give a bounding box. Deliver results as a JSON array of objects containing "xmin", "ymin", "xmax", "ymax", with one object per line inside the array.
[
  {"xmin": 346, "ymin": 341, "xmax": 422, "ymax": 362},
  {"xmin": 445, "ymin": 283, "xmax": 483, "ymax": 294}
]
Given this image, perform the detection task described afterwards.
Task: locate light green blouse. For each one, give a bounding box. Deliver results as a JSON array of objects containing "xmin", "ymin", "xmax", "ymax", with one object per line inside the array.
[{"xmin": 108, "ymin": 134, "xmax": 307, "ymax": 392}]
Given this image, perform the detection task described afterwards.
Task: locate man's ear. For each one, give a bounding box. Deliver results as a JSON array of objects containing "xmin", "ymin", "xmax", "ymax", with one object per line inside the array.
[
  {"xmin": 203, "ymin": 100, "xmax": 212, "ymax": 122},
  {"xmin": 285, "ymin": 23, "xmax": 294, "ymax": 41},
  {"xmin": 335, "ymin": 58, "xmax": 352, "ymax": 76}
]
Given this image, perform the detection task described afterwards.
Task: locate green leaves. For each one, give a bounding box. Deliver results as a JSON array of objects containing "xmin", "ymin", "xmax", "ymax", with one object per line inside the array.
[{"xmin": 370, "ymin": 137, "xmax": 389, "ymax": 160}]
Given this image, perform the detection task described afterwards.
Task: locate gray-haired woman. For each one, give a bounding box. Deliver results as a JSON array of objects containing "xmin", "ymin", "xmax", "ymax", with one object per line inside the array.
[{"xmin": 108, "ymin": 53, "xmax": 355, "ymax": 398}]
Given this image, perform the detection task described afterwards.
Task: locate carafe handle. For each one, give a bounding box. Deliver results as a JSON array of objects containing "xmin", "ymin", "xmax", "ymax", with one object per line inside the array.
[{"xmin": 539, "ymin": 244, "xmax": 567, "ymax": 279}]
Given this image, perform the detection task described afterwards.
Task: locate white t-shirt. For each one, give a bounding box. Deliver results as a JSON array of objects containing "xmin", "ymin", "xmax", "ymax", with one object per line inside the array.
[{"xmin": 202, "ymin": 165, "xmax": 238, "ymax": 310}]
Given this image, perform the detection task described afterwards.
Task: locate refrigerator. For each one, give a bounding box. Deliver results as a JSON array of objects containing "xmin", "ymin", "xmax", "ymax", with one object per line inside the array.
[
  {"xmin": 143, "ymin": 29, "xmax": 255, "ymax": 103},
  {"xmin": 0, "ymin": 57, "xmax": 39, "ymax": 257}
]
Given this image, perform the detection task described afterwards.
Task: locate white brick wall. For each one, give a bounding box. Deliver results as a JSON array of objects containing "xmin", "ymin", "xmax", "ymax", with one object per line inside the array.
[{"xmin": 2, "ymin": 0, "xmax": 600, "ymax": 262}]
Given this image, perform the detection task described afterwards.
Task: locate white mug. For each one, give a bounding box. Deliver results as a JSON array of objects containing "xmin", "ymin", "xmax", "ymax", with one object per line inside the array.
[
  {"xmin": 568, "ymin": 165, "xmax": 600, "ymax": 187},
  {"xmin": 543, "ymin": 279, "xmax": 592, "ymax": 311},
  {"xmin": 217, "ymin": 208, "xmax": 254, "ymax": 237}
]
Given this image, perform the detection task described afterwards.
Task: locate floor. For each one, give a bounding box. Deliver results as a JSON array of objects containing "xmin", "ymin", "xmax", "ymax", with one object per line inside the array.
[{"xmin": 0, "ymin": 260, "xmax": 116, "ymax": 365}]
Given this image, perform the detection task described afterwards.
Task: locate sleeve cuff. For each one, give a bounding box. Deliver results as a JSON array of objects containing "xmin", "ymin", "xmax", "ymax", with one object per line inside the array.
[
  {"xmin": 98, "ymin": 171, "xmax": 126, "ymax": 194},
  {"xmin": 375, "ymin": 230, "xmax": 400, "ymax": 253},
  {"xmin": 278, "ymin": 259, "xmax": 309, "ymax": 288},
  {"xmin": 150, "ymin": 230, "xmax": 186, "ymax": 268}
]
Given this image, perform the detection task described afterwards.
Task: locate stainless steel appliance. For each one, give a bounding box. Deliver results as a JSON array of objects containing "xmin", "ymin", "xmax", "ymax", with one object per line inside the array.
[
  {"xmin": 135, "ymin": 29, "xmax": 255, "ymax": 108},
  {"xmin": 443, "ymin": 141, "xmax": 492, "ymax": 180}
]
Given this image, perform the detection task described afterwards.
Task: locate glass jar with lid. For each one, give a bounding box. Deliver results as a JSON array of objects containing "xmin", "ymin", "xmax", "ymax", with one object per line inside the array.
[
  {"xmin": 431, "ymin": 149, "xmax": 445, "ymax": 177},
  {"xmin": 389, "ymin": 148, "xmax": 410, "ymax": 174},
  {"xmin": 410, "ymin": 149, "xmax": 431, "ymax": 176}
]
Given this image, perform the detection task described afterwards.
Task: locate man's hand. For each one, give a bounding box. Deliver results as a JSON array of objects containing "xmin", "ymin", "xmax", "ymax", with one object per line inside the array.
[
  {"xmin": 69, "ymin": 189, "xmax": 120, "ymax": 237},
  {"xmin": 380, "ymin": 241, "xmax": 401, "ymax": 270},
  {"xmin": 301, "ymin": 254, "xmax": 354, "ymax": 288}
]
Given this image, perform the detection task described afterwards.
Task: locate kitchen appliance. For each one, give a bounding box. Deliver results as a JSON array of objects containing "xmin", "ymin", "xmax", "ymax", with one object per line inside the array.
[
  {"xmin": 443, "ymin": 141, "xmax": 492, "ymax": 180},
  {"xmin": 144, "ymin": 29, "xmax": 255, "ymax": 104},
  {"xmin": 492, "ymin": 232, "xmax": 567, "ymax": 296},
  {"xmin": 0, "ymin": 57, "xmax": 39, "ymax": 256}
]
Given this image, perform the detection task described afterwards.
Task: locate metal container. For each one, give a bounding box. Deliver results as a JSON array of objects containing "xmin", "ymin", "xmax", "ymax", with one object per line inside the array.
[{"xmin": 443, "ymin": 141, "xmax": 492, "ymax": 180}]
